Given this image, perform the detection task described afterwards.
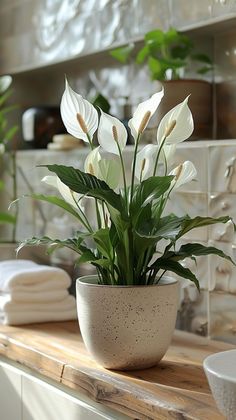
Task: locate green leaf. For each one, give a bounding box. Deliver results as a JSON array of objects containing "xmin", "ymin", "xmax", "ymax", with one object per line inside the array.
[
  {"xmin": 92, "ymin": 259, "xmax": 111, "ymax": 269},
  {"xmin": 191, "ymin": 53, "xmax": 213, "ymax": 65},
  {"xmin": 136, "ymin": 215, "xmax": 185, "ymax": 246},
  {"xmin": 148, "ymin": 57, "xmax": 164, "ymax": 80},
  {"xmin": 1, "ymin": 105, "xmax": 18, "ymax": 115},
  {"xmin": 170, "ymin": 243, "xmax": 236, "ymax": 265},
  {"xmin": 92, "ymin": 93, "xmax": 110, "ymax": 113},
  {"xmin": 0, "ymin": 89, "xmax": 12, "ymax": 107},
  {"xmin": 16, "ymin": 236, "xmax": 83, "ymax": 255},
  {"xmin": 109, "ymin": 222, "xmax": 119, "ymax": 248},
  {"xmin": 0, "ymin": 212, "xmax": 16, "ymax": 225},
  {"xmin": 164, "ymin": 27, "xmax": 179, "ymax": 44},
  {"xmin": 93, "ymin": 228, "xmax": 113, "ymax": 260},
  {"xmin": 162, "ymin": 57, "xmax": 186, "ymax": 69},
  {"xmin": 156, "ymin": 259, "xmax": 200, "ymax": 290},
  {"xmin": 197, "ymin": 66, "xmax": 213, "ymax": 75},
  {"xmin": 153, "ymin": 216, "xmax": 183, "ymax": 239},
  {"xmin": 78, "ymin": 249, "xmax": 97, "ymax": 264},
  {"xmin": 4, "ymin": 125, "xmax": 18, "ymax": 141},
  {"xmin": 109, "ymin": 44, "xmax": 134, "ymax": 64},
  {"xmin": 42, "ymin": 165, "xmax": 124, "ymax": 215},
  {"xmin": 177, "ymin": 216, "xmax": 234, "ymax": 239},
  {"xmin": 108, "ymin": 204, "xmax": 129, "ymax": 231},
  {"xmin": 145, "ymin": 29, "xmax": 164, "ymax": 44},
  {"xmin": 132, "ymin": 175, "xmax": 173, "ymax": 212},
  {"xmin": 136, "ymin": 45, "xmax": 149, "ymax": 64}
]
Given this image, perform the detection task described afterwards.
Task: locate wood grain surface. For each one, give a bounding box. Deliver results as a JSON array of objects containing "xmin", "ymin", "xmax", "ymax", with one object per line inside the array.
[{"xmin": 0, "ymin": 322, "xmax": 233, "ymax": 419}]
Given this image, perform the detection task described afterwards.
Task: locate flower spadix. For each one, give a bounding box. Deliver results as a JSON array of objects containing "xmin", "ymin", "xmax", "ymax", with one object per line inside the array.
[
  {"xmin": 128, "ymin": 88, "xmax": 164, "ymax": 139},
  {"xmin": 84, "ymin": 147, "xmax": 101, "ymax": 177},
  {"xmin": 42, "ymin": 175, "xmax": 81, "ymax": 209},
  {"xmin": 157, "ymin": 96, "xmax": 194, "ymax": 145},
  {"xmin": 170, "ymin": 160, "xmax": 197, "ymax": 190},
  {"xmin": 84, "ymin": 147, "xmax": 120, "ymax": 189},
  {"xmin": 60, "ymin": 79, "xmax": 98, "ymax": 143},
  {"xmin": 97, "ymin": 110, "xmax": 127, "ymax": 155}
]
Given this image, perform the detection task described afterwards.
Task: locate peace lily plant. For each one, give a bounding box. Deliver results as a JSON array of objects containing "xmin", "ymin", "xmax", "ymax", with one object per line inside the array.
[{"xmin": 18, "ymin": 80, "xmax": 235, "ymax": 289}]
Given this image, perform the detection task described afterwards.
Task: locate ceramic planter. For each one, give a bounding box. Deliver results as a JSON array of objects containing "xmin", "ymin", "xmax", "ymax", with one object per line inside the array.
[
  {"xmin": 76, "ymin": 275, "xmax": 179, "ymax": 370},
  {"xmin": 156, "ymin": 79, "xmax": 213, "ymax": 140}
]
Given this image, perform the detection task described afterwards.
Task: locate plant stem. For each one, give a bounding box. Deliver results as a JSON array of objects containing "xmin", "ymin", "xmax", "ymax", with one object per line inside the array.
[
  {"xmin": 95, "ymin": 199, "xmax": 101, "ymax": 229},
  {"xmin": 153, "ymin": 136, "xmax": 166, "ymax": 176},
  {"xmin": 130, "ymin": 133, "xmax": 141, "ymax": 204},
  {"xmin": 86, "ymin": 133, "xmax": 94, "ymax": 150},
  {"xmin": 164, "ymin": 151, "xmax": 168, "ymax": 176},
  {"xmin": 11, "ymin": 151, "xmax": 18, "ymax": 243},
  {"xmin": 101, "ymin": 201, "xmax": 107, "ymax": 227},
  {"xmin": 117, "ymin": 142, "xmax": 128, "ymax": 208},
  {"xmin": 71, "ymin": 192, "xmax": 93, "ymax": 233},
  {"xmin": 86, "ymin": 133, "xmax": 102, "ymax": 230}
]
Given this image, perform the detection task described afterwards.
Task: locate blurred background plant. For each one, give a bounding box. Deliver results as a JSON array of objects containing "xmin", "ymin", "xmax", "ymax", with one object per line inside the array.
[
  {"xmin": 0, "ymin": 75, "xmax": 19, "ymax": 240},
  {"xmin": 110, "ymin": 27, "xmax": 213, "ymax": 81},
  {"xmin": 91, "ymin": 92, "xmax": 111, "ymax": 114},
  {"xmin": 0, "ymin": 76, "xmax": 46, "ymax": 243}
]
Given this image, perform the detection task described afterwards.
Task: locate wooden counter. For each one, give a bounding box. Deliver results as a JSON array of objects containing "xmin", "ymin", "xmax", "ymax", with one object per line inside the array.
[{"xmin": 0, "ymin": 322, "xmax": 234, "ymax": 419}]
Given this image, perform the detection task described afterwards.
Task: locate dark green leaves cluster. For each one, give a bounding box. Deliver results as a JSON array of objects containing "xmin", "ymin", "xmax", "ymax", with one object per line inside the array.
[{"xmin": 20, "ymin": 164, "xmax": 235, "ymax": 288}]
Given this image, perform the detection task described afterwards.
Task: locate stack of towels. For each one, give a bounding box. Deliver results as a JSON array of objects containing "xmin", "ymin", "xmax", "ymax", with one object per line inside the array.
[{"xmin": 0, "ymin": 260, "xmax": 77, "ymax": 325}]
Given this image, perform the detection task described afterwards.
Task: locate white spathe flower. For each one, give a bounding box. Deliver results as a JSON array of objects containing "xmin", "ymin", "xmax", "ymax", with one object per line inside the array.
[
  {"xmin": 42, "ymin": 175, "xmax": 81, "ymax": 210},
  {"xmin": 84, "ymin": 147, "xmax": 101, "ymax": 177},
  {"xmin": 84, "ymin": 147, "xmax": 120, "ymax": 189},
  {"xmin": 97, "ymin": 110, "xmax": 127, "ymax": 156},
  {"xmin": 99, "ymin": 159, "xmax": 121, "ymax": 189},
  {"xmin": 135, "ymin": 144, "xmax": 158, "ymax": 181},
  {"xmin": 128, "ymin": 88, "xmax": 164, "ymax": 139},
  {"xmin": 160, "ymin": 144, "xmax": 176, "ymax": 165},
  {"xmin": 157, "ymin": 96, "xmax": 194, "ymax": 145},
  {"xmin": 60, "ymin": 79, "xmax": 98, "ymax": 142},
  {"xmin": 170, "ymin": 160, "xmax": 197, "ymax": 190}
]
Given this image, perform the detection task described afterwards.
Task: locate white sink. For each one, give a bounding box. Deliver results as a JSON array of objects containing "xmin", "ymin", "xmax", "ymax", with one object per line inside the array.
[{"xmin": 203, "ymin": 350, "xmax": 236, "ymax": 420}]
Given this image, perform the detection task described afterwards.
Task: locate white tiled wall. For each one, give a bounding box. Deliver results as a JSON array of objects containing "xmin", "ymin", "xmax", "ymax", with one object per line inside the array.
[{"xmin": 173, "ymin": 141, "xmax": 236, "ymax": 343}]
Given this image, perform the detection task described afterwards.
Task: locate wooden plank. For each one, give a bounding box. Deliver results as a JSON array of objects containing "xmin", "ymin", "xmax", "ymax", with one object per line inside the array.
[
  {"xmin": 0, "ymin": 322, "xmax": 233, "ymax": 419},
  {"xmin": 62, "ymin": 365, "xmax": 224, "ymax": 420}
]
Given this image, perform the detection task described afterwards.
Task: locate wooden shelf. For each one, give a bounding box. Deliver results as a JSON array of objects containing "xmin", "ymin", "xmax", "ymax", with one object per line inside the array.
[
  {"xmin": 0, "ymin": 321, "xmax": 233, "ymax": 419},
  {"xmin": 5, "ymin": 13, "xmax": 236, "ymax": 76},
  {"xmin": 182, "ymin": 13, "xmax": 236, "ymax": 35}
]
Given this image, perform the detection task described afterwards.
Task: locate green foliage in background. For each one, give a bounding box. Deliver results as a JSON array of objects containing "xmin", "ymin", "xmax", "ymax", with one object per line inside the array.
[
  {"xmin": 110, "ymin": 28, "xmax": 213, "ymax": 81},
  {"xmin": 0, "ymin": 76, "xmax": 18, "ymax": 231}
]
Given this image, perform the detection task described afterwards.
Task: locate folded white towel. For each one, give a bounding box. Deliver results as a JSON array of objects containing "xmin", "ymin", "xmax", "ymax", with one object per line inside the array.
[
  {"xmin": 0, "ymin": 289, "xmax": 69, "ymax": 303},
  {"xmin": 0, "ymin": 308, "xmax": 77, "ymax": 325},
  {"xmin": 0, "ymin": 260, "xmax": 71, "ymax": 292},
  {"xmin": 0, "ymin": 295, "xmax": 76, "ymax": 313}
]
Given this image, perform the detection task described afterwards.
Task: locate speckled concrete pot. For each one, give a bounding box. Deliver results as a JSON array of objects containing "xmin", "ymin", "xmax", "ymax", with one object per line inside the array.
[{"xmin": 76, "ymin": 275, "xmax": 179, "ymax": 370}]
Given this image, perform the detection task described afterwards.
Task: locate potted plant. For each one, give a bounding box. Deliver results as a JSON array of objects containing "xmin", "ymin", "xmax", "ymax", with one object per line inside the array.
[
  {"xmin": 110, "ymin": 28, "xmax": 214, "ymax": 140},
  {"xmin": 18, "ymin": 80, "xmax": 234, "ymax": 370}
]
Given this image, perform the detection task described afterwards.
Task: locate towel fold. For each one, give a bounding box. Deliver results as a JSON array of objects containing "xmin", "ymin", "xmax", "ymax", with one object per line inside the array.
[
  {"xmin": 0, "ymin": 308, "xmax": 77, "ymax": 325},
  {"xmin": 0, "ymin": 259, "xmax": 77, "ymax": 325},
  {"xmin": 0, "ymin": 295, "xmax": 76, "ymax": 313},
  {"xmin": 0, "ymin": 260, "xmax": 71, "ymax": 292},
  {"xmin": 0, "ymin": 289, "xmax": 69, "ymax": 303}
]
